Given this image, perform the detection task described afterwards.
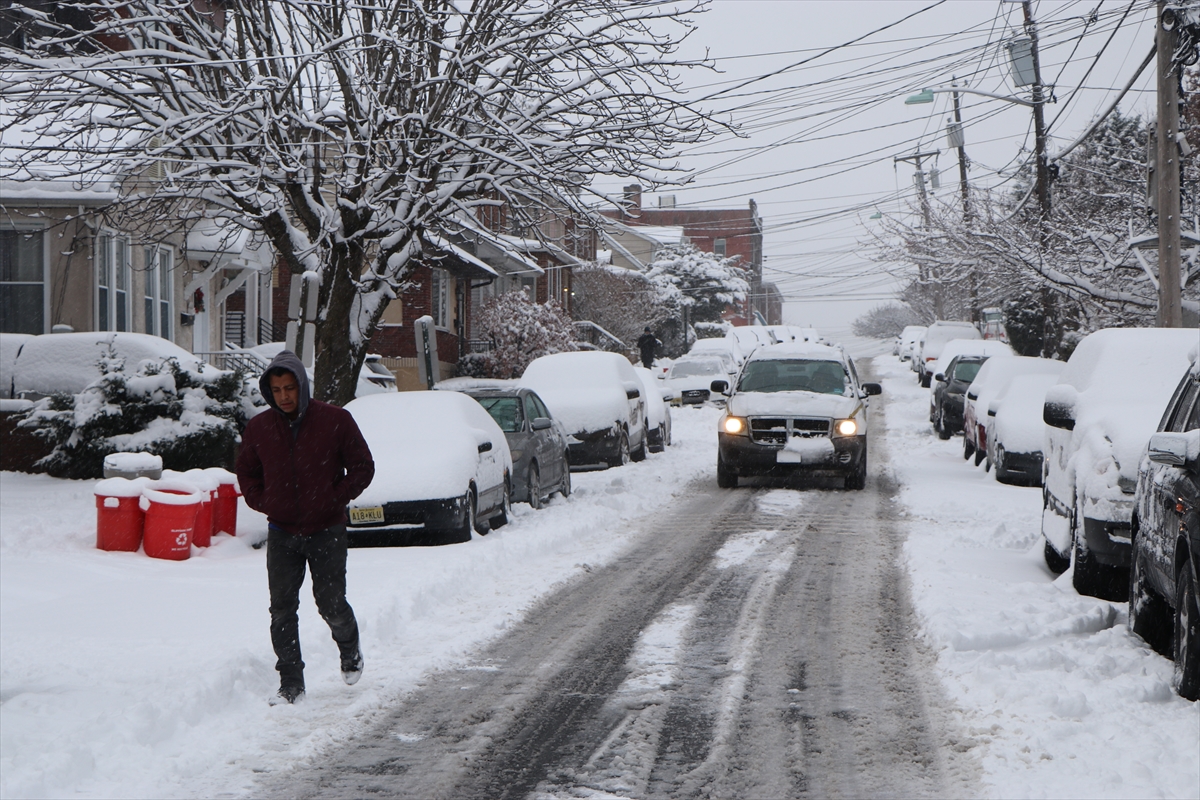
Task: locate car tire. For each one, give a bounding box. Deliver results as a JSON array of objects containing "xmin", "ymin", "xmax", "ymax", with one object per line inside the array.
[
  {"xmin": 1044, "ymin": 539, "xmax": 1070, "ymax": 574},
  {"xmin": 845, "ymin": 452, "xmax": 867, "ymax": 491},
  {"xmin": 973, "ymin": 445, "xmax": 986, "ymax": 467},
  {"xmin": 488, "ymin": 476, "xmax": 511, "ymax": 530},
  {"xmin": 935, "ymin": 408, "xmax": 951, "ymax": 440},
  {"xmin": 717, "ymin": 456, "xmax": 737, "ymax": 489},
  {"xmin": 445, "ymin": 487, "xmax": 476, "ymax": 544},
  {"xmin": 631, "ymin": 428, "xmax": 647, "ymax": 462},
  {"xmin": 1071, "ymin": 511, "xmax": 1123, "ymax": 600},
  {"xmin": 558, "ymin": 456, "xmax": 572, "ymax": 498},
  {"xmin": 1173, "ymin": 563, "xmax": 1200, "ymax": 701},
  {"xmin": 963, "ymin": 436, "xmax": 974, "ymax": 461},
  {"xmin": 1128, "ymin": 535, "xmax": 1172, "ymax": 656},
  {"xmin": 527, "ymin": 464, "xmax": 543, "ymax": 509},
  {"xmin": 920, "ymin": 371, "xmax": 931, "ymax": 388},
  {"xmin": 649, "ymin": 423, "xmax": 666, "ymax": 453},
  {"xmin": 608, "ymin": 430, "xmax": 630, "ymax": 468}
]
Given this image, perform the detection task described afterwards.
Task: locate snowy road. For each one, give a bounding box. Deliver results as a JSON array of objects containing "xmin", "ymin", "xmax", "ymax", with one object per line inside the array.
[{"xmin": 259, "ymin": 365, "xmax": 977, "ymax": 800}]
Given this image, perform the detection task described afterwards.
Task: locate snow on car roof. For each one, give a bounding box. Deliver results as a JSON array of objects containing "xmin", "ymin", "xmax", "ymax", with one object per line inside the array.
[
  {"xmin": 747, "ymin": 342, "xmax": 845, "ymax": 363},
  {"xmin": 932, "ymin": 339, "xmax": 1013, "ymax": 377},
  {"xmin": 346, "ymin": 389, "xmax": 511, "ymax": 504}
]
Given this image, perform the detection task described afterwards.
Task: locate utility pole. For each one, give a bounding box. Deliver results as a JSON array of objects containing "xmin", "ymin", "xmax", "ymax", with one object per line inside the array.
[
  {"xmin": 1155, "ymin": 0, "xmax": 1183, "ymax": 327},
  {"xmin": 895, "ymin": 150, "xmax": 943, "ymax": 317},
  {"xmin": 1022, "ymin": 1, "xmax": 1051, "ymax": 225},
  {"xmin": 949, "ymin": 81, "xmax": 971, "ymax": 222}
]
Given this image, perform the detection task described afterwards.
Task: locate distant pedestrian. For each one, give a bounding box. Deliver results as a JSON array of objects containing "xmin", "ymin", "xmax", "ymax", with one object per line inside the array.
[
  {"xmin": 236, "ymin": 350, "xmax": 375, "ymax": 706},
  {"xmin": 636, "ymin": 327, "xmax": 661, "ymax": 369}
]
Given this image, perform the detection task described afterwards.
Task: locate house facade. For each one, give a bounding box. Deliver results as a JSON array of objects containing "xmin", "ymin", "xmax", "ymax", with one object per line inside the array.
[{"xmin": 601, "ymin": 185, "xmax": 780, "ymax": 325}]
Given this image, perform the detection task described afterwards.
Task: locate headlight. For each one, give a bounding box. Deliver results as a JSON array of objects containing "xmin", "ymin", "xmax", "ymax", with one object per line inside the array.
[
  {"xmin": 834, "ymin": 418, "xmax": 858, "ymax": 436},
  {"xmin": 723, "ymin": 416, "xmax": 747, "ymax": 435}
]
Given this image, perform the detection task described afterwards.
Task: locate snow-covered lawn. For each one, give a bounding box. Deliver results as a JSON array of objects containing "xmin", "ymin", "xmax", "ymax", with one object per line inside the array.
[{"xmin": 2, "ymin": 348, "xmax": 1197, "ymax": 799}]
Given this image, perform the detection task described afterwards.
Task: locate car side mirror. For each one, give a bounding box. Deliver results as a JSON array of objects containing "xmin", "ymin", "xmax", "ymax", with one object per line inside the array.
[
  {"xmin": 626, "ymin": 388, "xmax": 640, "ymax": 399},
  {"xmin": 660, "ymin": 389, "xmax": 674, "ymax": 401},
  {"xmin": 1043, "ymin": 385, "xmax": 1077, "ymax": 431},
  {"xmin": 711, "ymin": 379, "xmax": 729, "ymax": 395},
  {"xmin": 478, "ymin": 441, "xmax": 493, "ymax": 453},
  {"xmin": 934, "ymin": 373, "xmax": 946, "ymax": 383},
  {"xmin": 1147, "ymin": 431, "xmax": 1194, "ymax": 467},
  {"xmin": 861, "ymin": 383, "xmax": 882, "ymax": 396},
  {"xmin": 531, "ymin": 417, "xmax": 552, "ymax": 431}
]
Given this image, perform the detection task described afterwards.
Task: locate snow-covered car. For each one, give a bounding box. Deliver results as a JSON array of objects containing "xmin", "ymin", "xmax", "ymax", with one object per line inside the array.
[
  {"xmin": 7, "ymin": 331, "xmax": 218, "ymax": 398},
  {"xmin": 928, "ymin": 339, "xmax": 1013, "ymax": 424},
  {"xmin": 345, "ymin": 390, "xmax": 512, "ymax": 542},
  {"xmin": 458, "ymin": 385, "xmax": 571, "ymax": 509},
  {"xmin": 1128, "ymin": 359, "xmax": 1200, "ymax": 700},
  {"xmin": 764, "ymin": 325, "xmax": 823, "ymax": 345},
  {"xmin": 662, "ymin": 356, "xmax": 730, "ymax": 406},
  {"xmin": 897, "ymin": 325, "xmax": 926, "ymax": 363},
  {"xmin": 930, "ymin": 354, "xmax": 990, "ymax": 439},
  {"xmin": 915, "ymin": 320, "xmax": 980, "ymax": 386},
  {"xmin": 963, "ymin": 355, "xmax": 1064, "ymax": 466},
  {"xmin": 728, "ymin": 325, "xmax": 776, "ymax": 358},
  {"xmin": 712, "ymin": 342, "xmax": 881, "ymax": 490},
  {"xmin": 247, "ymin": 342, "xmax": 395, "ymax": 397},
  {"xmin": 520, "ymin": 351, "xmax": 648, "ymax": 469},
  {"xmin": 1040, "ymin": 327, "xmax": 1199, "ymax": 599},
  {"xmin": 688, "ymin": 336, "xmax": 743, "ymax": 372},
  {"xmin": 634, "ymin": 366, "xmax": 672, "ymax": 452},
  {"xmin": 986, "ymin": 372, "xmax": 1063, "ymax": 485}
]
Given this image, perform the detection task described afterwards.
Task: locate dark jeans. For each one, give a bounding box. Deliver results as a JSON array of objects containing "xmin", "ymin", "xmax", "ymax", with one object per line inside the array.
[
  {"xmin": 266, "ymin": 524, "xmax": 359, "ymax": 688},
  {"xmin": 640, "ymin": 352, "xmax": 654, "ymax": 369}
]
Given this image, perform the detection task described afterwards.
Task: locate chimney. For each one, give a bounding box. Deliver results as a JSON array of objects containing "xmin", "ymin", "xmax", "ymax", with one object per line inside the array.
[{"xmin": 622, "ymin": 184, "xmax": 642, "ymax": 217}]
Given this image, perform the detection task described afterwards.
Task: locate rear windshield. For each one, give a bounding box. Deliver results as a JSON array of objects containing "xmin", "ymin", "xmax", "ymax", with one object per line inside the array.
[
  {"xmin": 953, "ymin": 361, "xmax": 983, "ymax": 383},
  {"xmin": 737, "ymin": 359, "xmax": 848, "ymax": 395},
  {"xmin": 670, "ymin": 360, "xmax": 724, "ymax": 378},
  {"xmin": 474, "ymin": 396, "xmax": 521, "ymax": 432}
]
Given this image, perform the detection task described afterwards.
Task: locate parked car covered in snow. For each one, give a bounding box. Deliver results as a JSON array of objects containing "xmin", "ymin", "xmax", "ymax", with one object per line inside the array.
[
  {"xmin": 930, "ymin": 354, "xmax": 990, "ymax": 439},
  {"xmin": 345, "ymin": 390, "xmax": 512, "ymax": 542},
  {"xmin": 712, "ymin": 342, "xmax": 881, "ymax": 490},
  {"xmin": 897, "ymin": 325, "xmax": 926, "ymax": 363},
  {"xmin": 7, "ymin": 331, "xmax": 218, "ymax": 399},
  {"xmin": 520, "ymin": 351, "xmax": 647, "ymax": 469},
  {"xmin": 1128, "ymin": 358, "xmax": 1200, "ymax": 700},
  {"xmin": 688, "ymin": 335, "xmax": 744, "ymax": 371},
  {"xmin": 962, "ymin": 355, "xmax": 1064, "ymax": 465},
  {"xmin": 634, "ymin": 366, "xmax": 672, "ymax": 452},
  {"xmin": 915, "ymin": 320, "xmax": 980, "ymax": 386},
  {"xmin": 0, "ymin": 333, "xmax": 32, "ymax": 399},
  {"xmin": 986, "ymin": 372, "xmax": 1063, "ymax": 485},
  {"xmin": 456, "ymin": 385, "xmax": 571, "ymax": 509},
  {"xmin": 662, "ymin": 356, "xmax": 730, "ymax": 406},
  {"xmin": 1040, "ymin": 328, "xmax": 1198, "ymax": 599}
]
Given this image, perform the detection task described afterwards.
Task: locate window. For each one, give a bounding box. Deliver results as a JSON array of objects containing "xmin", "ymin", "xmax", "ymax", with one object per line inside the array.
[
  {"xmin": 0, "ymin": 229, "xmax": 45, "ymax": 334},
  {"xmin": 431, "ymin": 268, "xmax": 450, "ymax": 328},
  {"xmin": 714, "ymin": 238, "xmax": 727, "ymax": 257},
  {"xmin": 142, "ymin": 246, "xmax": 173, "ymax": 339},
  {"xmin": 96, "ymin": 232, "xmax": 131, "ymax": 332}
]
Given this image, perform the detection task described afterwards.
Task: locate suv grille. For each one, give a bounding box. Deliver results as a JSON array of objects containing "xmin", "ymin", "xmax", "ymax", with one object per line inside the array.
[{"xmin": 749, "ymin": 417, "xmax": 830, "ymax": 444}]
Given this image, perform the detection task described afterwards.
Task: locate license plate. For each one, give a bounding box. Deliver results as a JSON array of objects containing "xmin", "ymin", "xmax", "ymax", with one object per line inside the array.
[{"xmin": 349, "ymin": 506, "xmax": 385, "ymax": 525}]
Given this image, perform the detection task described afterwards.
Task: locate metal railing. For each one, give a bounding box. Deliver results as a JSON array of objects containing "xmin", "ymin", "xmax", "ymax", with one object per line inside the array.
[{"xmin": 194, "ymin": 350, "xmax": 270, "ymax": 375}]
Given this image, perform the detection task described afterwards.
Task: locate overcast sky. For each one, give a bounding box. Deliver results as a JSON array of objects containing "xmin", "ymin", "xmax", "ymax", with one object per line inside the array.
[{"xmin": 595, "ymin": 0, "xmax": 1162, "ymax": 338}]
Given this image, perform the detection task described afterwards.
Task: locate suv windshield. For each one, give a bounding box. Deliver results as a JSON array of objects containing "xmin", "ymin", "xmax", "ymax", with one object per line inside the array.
[
  {"xmin": 474, "ymin": 396, "xmax": 522, "ymax": 432},
  {"xmin": 737, "ymin": 359, "xmax": 848, "ymax": 395}
]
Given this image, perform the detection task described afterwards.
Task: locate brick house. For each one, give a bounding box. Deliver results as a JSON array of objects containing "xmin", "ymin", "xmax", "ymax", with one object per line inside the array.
[{"xmin": 600, "ymin": 185, "xmax": 781, "ymax": 325}]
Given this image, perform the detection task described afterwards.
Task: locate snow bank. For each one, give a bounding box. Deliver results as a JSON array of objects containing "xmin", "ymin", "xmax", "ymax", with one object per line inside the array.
[
  {"xmin": 876, "ymin": 353, "xmax": 1200, "ymax": 800},
  {"xmin": 0, "ymin": 407, "xmax": 725, "ymax": 799}
]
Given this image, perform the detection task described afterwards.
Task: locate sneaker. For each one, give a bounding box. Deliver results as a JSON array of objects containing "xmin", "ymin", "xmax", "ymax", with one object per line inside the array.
[
  {"xmin": 268, "ymin": 685, "xmax": 305, "ymax": 706},
  {"xmin": 341, "ymin": 648, "xmax": 364, "ymax": 686}
]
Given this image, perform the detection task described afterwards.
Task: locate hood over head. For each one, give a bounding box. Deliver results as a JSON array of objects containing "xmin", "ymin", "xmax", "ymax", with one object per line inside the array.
[{"xmin": 259, "ymin": 350, "xmax": 311, "ymax": 419}]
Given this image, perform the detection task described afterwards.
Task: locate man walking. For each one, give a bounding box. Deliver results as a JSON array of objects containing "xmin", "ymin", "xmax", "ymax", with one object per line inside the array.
[
  {"xmin": 636, "ymin": 326, "xmax": 660, "ymax": 369},
  {"xmin": 236, "ymin": 350, "xmax": 375, "ymax": 705}
]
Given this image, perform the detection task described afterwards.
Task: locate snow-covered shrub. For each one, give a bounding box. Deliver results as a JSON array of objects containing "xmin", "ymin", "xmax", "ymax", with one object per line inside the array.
[
  {"xmin": 693, "ymin": 321, "xmax": 731, "ymax": 340},
  {"xmin": 469, "ymin": 292, "xmax": 577, "ymax": 379},
  {"xmin": 19, "ymin": 348, "xmax": 264, "ymax": 479}
]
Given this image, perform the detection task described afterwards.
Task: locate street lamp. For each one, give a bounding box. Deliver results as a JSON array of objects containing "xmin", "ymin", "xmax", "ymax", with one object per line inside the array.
[{"xmin": 903, "ymin": 86, "xmax": 1044, "ymax": 108}]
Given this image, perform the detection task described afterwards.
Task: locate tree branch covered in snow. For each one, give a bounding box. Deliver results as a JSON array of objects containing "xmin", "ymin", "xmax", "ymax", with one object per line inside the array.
[{"xmin": 1, "ymin": 0, "xmax": 723, "ymax": 404}]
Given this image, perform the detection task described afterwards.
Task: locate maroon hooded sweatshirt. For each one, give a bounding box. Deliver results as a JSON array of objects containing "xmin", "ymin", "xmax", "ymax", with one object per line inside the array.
[{"xmin": 236, "ymin": 350, "xmax": 375, "ymax": 535}]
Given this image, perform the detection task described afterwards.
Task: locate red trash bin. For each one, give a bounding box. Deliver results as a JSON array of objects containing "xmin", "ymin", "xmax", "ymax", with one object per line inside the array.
[
  {"xmin": 94, "ymin": 477, "xmax": 151, "ymax": 552},
  {"xmin": 207, "ymin": 468, "xmax": 240, "ymax": 536},
  {"xmin": 180, "ymin": 469, "xmax": 220, "ymax": 547},
  {"xmin": 140, "ymin": 481, "xmax": 203, "ymax": 561}
]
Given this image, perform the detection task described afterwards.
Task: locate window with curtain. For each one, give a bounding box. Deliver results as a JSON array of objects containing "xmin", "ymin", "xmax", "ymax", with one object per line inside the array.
[
  {"xmin": 142, "ymin": 246, "xmax": 173, "ymax": 339},
  {"xmin": 97, "ymin": 232, "xmax": 131, "ymax": 332}
]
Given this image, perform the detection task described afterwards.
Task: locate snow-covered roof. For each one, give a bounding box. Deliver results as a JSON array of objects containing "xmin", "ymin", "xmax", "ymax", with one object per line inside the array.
[
  {"xmin": 425, "ymin": 233, "xmax": 499, "ymax": 277},
  {"xmin": 604, "ymin": 218, "xmax": 688, "ymax": 247},
  {"xmin": 185, "ymin": 219, "xmax": 274, "ymax": 271},
  {"xmin": 444, "ymin": 216, "xmax": 545, "ymax": 275}
]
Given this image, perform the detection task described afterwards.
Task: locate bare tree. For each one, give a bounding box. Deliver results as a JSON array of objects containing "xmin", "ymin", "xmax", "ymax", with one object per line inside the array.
[
  {"xmin": 1, "ymin": 0, "xmax": 720, "ymax": 404},
  {"xmin": 851, "ymin": 303, "xmax": 919, "ymax": 339}
]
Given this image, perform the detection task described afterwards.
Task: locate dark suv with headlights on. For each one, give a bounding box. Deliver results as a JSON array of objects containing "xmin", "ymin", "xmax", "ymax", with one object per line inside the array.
[
  {"xmin": 1128, "ymin": 359, "xmax": 1200, "ymax": 700},
  {"xmin": 712, "ymin": 343, "xmax": 881, "ymax": 490}
]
